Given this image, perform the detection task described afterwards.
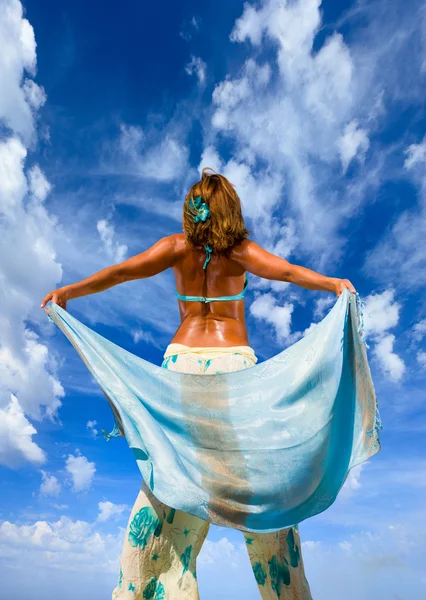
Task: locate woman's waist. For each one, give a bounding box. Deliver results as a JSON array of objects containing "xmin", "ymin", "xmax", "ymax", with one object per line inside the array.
[
  {"xmin": 163, "ymin": 343, "xmax": 258, "ymax": 363},
  {"xmin": 172, "ymin": 314, "xmax": 249, "ymax": 347}
]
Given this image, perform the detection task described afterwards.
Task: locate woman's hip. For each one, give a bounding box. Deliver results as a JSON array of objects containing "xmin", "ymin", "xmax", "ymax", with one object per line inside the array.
[{"xmin": 161, "ymin": 343, "xmax": 258, "ymax": 374}]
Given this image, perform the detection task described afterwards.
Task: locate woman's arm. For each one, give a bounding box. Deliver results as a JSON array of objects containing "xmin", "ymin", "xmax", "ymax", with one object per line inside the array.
[
  {"xmin": 238, "ymin": 240, "xmax": 355, "ymax": 297},
  {"xmin": 40, "ymin": 235, "xmax": 178, "ymax": 310}
]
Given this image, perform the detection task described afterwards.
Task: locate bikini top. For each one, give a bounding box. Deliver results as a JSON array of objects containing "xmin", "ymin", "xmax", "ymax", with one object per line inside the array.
[{"xmin": 175, "ymin": 244, "xmax": 249, "ymax": 304}]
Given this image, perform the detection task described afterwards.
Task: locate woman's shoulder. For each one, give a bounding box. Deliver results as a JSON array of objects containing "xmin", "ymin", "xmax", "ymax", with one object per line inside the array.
[
  {"xmin": 228, "ymin": 238, "xmax": 254, "ymax": 261},
  {"xmin": 167, "ymin": 233, "xmax": 191, "ymax": 263},
  {"xmin": 172, "ymin": 233, "xmax": 188, "ymax": 252}
]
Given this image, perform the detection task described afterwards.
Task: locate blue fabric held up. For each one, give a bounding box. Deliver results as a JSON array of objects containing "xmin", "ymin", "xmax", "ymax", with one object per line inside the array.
[{"xmin": 46, "ymin": 289, "xmax": 380, "ymax": 533}]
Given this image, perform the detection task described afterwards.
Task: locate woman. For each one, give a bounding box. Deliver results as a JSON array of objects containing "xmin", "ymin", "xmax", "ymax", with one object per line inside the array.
[{"xmin": 41, "ymin": 168, "xmax": 355, "ymax": 600}]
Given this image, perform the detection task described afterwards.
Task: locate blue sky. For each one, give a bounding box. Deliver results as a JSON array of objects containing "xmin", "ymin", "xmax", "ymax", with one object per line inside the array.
[{"xmin": 0, "ymin": 0, "xmax": 425, "ymax": 598}]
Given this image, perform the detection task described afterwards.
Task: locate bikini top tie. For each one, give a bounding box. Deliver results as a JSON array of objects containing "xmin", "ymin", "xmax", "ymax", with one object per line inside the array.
[{"xmin": 175, "ymin": 244, "xmax": 249, "ymax": 303}]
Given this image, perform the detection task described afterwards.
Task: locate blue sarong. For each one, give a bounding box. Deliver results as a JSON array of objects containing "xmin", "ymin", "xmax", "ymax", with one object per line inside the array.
[{"xmin": 46, "ymin": 289, "xmax": 380, "ymax": 533}]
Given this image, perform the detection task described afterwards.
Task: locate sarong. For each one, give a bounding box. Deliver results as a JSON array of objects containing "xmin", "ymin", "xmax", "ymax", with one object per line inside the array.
[
  {"xmin": 46, "ymin": 288, "xmax": 381, "ymax": 533},
  {"xmin": 112, "ymin": 350, "xmax": 312, "ymax": 600}
]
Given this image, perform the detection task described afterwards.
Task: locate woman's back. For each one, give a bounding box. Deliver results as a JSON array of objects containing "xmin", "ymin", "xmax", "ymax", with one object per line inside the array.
[{"xmin": 172, "ymin": 234, "xmax": 251, "ymax": 347}]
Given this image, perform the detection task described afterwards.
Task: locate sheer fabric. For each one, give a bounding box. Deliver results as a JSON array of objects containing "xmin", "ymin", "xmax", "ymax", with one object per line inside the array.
[{"xmin": 46, "ymin": 289, "xmax": 380, "ymax": 533}]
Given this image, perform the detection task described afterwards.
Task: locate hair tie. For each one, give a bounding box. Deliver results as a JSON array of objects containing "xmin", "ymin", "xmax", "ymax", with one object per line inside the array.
[{"xmin": 189, "ymin": 196, "xmax": 210, "ymax": 223}]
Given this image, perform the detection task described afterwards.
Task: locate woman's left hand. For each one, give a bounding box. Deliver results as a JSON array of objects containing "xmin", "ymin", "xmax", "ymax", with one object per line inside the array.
[
  {"xmin": 333, "ymin": 278, "xmax": 356, "ymax": 297},
  {"xmin": 40, "ymin": 287, "xmax": 69, "ymax": 312}
]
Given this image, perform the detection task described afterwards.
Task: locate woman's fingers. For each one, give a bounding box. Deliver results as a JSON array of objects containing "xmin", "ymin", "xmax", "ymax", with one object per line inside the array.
[
  {"xmin": 57, "ymin": 297, "xmax": 67, "ymax": 310},
  {"xmin": 51, "ymin": 292, "xmax": 66, "ymax": 310},
  {"xmin": 40, "ymin": 292, "xmax": 53, "ymax": 308},
  {"xmin": 335, "ymin": 279, "xmax": 357, "ymax": 297},
  {"xmin": 41, "ymin": 290, "xmax": 67, "ymax": 310},
  {"xmin": 344, "ymin": 279, "xmax": 356, "ymax": 294}
]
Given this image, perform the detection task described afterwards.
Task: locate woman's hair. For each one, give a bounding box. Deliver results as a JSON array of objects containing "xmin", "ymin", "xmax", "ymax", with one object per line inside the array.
[{"xmin": 182, "ymin": 167, "xmax": 251, "ymax": 255}]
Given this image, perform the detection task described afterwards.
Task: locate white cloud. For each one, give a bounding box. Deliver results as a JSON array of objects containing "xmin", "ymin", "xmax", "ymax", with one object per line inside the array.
[
  {"xmin": 339, "ymin": 463, "xmax": 365, "ymax": 500},
  {"xmin": 416, "ymin": 351, "xmax": 426, "ymax": 367},
  {"xmin": 411, "ymin": 318, "xmax": 426, "ymax": 343},
  {"xmin": 373, "ymin": 334, "xmax": 405, "ymax": 381},
  {"xmin": 362, "ymin": 289, "xmax": 400, "ymax": 337},
  {"xmin": 268, "ymin": 219, "xmax": 299, "ymax": 260},
  {"xmin": 0, "ymin": 515, "xmax": 255, "ymax": 599},
  {"xmin": 86, "ymin": 420, "xmax": 98, "ymax": 437},
  {"xmin": 22, "ymin": 78, "xmax": 46, "ymax": 111},
  {"xmin": 180, "ymin": 16, "xmax": 201, "ymax": 41},
  {"xmin": 338, "ymin": 540, "xmax": 352, "ymax": 551},
  {"xmin": 337, "ymin": 120, "xmax": 370, "ymax": 173},
  {"xmin": 302, "ymin": 321, "xmax": 319, "ymax": 337},
  {"xmin": 185, "ymin": 55, "xmax": 207, "ymax": 85},
  {"xmin": 96, "ymin": 218, "xmax": 128, "ymax": 263},
  {"xmin": 230, "ymin": 2, "xmax": 265, "ymax": 46},
  {"xmin": 130, "ymin": 328, "xmax": 162, "ymax": 349},
  {"xmin": 198, "ymin": 537, "xmax": 246, "ymax": 570},
  {"xmin": 0, "ymin": 0, "xmax": 64, "ymax": 468},
  {"xmin": 114, "ymin": 124, "xmax": 189, "ymax": 182},
  {"xmin": 97, "ymin": 501, "xmax": 128, "ymax": 523},
  {"xmin": 65, "ymin": 453, "xmax": 96, "ymax": 493},
  {"xmin": 302, "ymin": 540, "xmax": 322, "ymax": 550},
  {"xmin": 0, "ymin": 327, "xmax": 64, "ymax": 420},
  {"xmin": 28, "ymin": 163, "xmax": 52, "ymax": 201},
  {"xmin": 198, "ymin": 145, "xmax": 286, "ymax": 228},
  {"xmin": 40, "ymin": 471, "xmax": 61, "ymax": 497},
  {"xmin": 404, "ymin": 135, "xmax": 426, "ymax": 169},
  {"xmin": 300, "ymin": 293, "xmax": 340, "ymax": 338},
  {"xmin": 0, "ymin": 135, "xmax": 27, "ymax": 214},
  {"xmin": 0, "ymin": 394, "xmax": 46, "ymax": 468},
  {"xmin": 118, "ymin": 123, "xmax": 144, "ymax": 153},
  {"xmin": 249, "ymin": 293, "xmax": 294, "ymax": 342},
  {"xmin": 0, "ymin": 515, "xmax": 123, "ymax": 573},
  {"xmin": 198, "ymin": 145, "xmax": 223, "ymax": 174},
  {"xmin": 136, "ymin": 136, "xmax": 189, "ymax": 182},
  {"xmin": 362, "ymin": 289, "xmax": 405, "ymax": 381},
  {"xmin": 314, "ymin": 295, "xmax": 335, "ymax": 319},
  {"xmin": 0, "ymin": 0, "xmax": 38, "ymax": 144}
]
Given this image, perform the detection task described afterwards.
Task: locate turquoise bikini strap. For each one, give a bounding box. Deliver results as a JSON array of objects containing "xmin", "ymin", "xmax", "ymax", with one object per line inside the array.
[
  {"xmin": 203, "ymin": 274, "xmax": 248, "ymax": 303},
  {"xmin": 175, "ymin": 274, "xmax": 248, "ymax": 303},
  {"xmin": 203, "ymin": 245, "xmax": 212, "ymax": 270}
]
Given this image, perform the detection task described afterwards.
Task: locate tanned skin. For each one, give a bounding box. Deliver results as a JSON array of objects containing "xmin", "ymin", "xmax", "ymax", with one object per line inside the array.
[{"xmin": 40, "ymin": 234, "xmax": 356, "ymax": 348}]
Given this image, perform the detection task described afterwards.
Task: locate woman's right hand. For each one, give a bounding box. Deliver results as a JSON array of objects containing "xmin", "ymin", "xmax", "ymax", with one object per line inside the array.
[{"xmin": 333, "ymin": 278, "xmax": 356, "ymax": 297}]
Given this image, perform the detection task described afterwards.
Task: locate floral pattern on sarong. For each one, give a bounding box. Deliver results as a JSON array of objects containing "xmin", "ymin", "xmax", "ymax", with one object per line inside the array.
[{"xmin": 128, "ymin": 506, "xmax": 162, "ymax": 549}]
